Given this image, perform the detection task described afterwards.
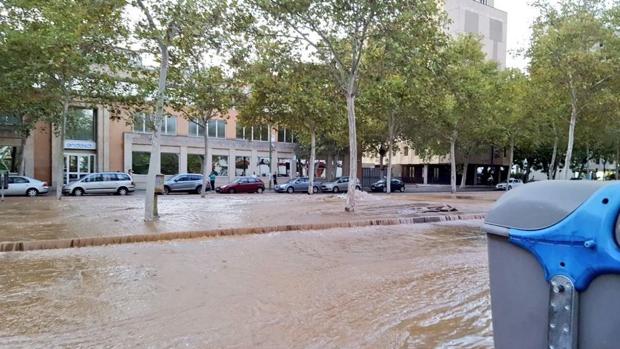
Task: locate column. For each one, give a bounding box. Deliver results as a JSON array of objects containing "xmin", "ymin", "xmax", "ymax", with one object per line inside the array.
[
  {"xmin": 271, "ymin": 147, "xmax": 278, "ymax": 176},
  {"xmin": 123, "ymin": 134, "xmax": 132, "ymax": 173},
  {"xmin": 51, "ymin": 128, "xmax": 62, "ymax": 189},
  {"xmin": 23, "ymin": 134, "xmax": 35, "ymax": 177},
  {"xmin": 250, "ymin": 148, "xmax": 258, "ymax": 176},
  {"xmin": 179, "ymin": 146, "xmax": 188, "ymax": 173},
  {"xmin": 423, "ymin": 164, "xmax": 429, "ymax": 185},
  {"xmin": 102, "ymin": 107, "xmax": 110, "ymax": 171},
  {"xmin": 228, "ymin": 148, "xmax": 235, "ymax": 182}
]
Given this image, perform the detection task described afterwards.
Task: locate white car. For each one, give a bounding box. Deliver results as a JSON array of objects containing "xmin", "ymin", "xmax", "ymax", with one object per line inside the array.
[
  {"xmin": 1, "ymin": 175, "xmax": 49, "ymax": 197},
  {"xmin": 496, "ymin": 178, "xmax": 523, "ymax": 191},
  {"xmin": 62, "ymin": 172, "xmax": 135, "ymax": 196}
]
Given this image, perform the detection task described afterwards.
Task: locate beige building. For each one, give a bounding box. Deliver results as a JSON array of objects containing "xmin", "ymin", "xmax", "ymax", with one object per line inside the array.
[{"xmin": 1, "ymin": 106, "xmax": 297, "ymax": 189}]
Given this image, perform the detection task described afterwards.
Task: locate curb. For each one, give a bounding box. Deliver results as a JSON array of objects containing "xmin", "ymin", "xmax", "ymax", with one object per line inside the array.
[{"xmin": 0, "ymin": 213, "xmax": 486, "ymax": 253}]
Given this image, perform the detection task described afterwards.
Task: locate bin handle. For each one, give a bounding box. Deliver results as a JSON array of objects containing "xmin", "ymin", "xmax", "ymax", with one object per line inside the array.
[{"xmin": 509, "ymin": 183, "xmax": 620, "ymax": 292}]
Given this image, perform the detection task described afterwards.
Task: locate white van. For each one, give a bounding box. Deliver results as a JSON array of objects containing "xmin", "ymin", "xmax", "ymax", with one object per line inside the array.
[{"xmin": 62, "ymin": 172, "xmax": 135, "ymax": 196}]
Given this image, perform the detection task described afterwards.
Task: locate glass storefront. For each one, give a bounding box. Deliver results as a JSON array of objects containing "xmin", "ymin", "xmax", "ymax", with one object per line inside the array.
[
  {"xmin": 235, "ymin": 156, "xmax": 250, "ymax": 176},
  {"xmin": 64, "ymin": 153, "xmax": 96, "ymax": 184},
  {"xmin": 257, "ymin": 157, "xmax": 270, "ymax": 177},
  {"xmin": 187, "ymin": 154, "xmax": 204, "ymax": 173},
  {"xmin": 212, "ymin": 155, "xmax": 228, "ymax": 176}
]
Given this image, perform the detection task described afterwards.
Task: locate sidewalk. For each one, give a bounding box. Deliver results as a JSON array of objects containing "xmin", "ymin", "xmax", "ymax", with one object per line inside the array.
[{"xmin": 0, "ymin": 191, "xmax": 500, "ymax": 245}]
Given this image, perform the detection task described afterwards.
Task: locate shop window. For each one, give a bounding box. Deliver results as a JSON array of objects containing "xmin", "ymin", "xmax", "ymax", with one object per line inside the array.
[
  {"xmin": 188, "ymin": 154, "xmax": 204, "ymax": 173},
  {"xmin": 212, "ymin": 155, "xmax": 228, "ymax": 176},
  {"xmin": 278, "ymin": 158, "xmax": 291, "ymax": 176},
  {"xmin": 132, "ymin": 152, "xmax": 150, "ymax": 175},
  {"xmin": 235, "ymin": 156, "xmax": 250, "ymax": 176},
  {"xmin": 66, "ymin": 108, "xmax": 96, "ymax": 141},
  {"xmin": 161, "ymin": 153, "xmax": 178, "ymax": 175},
  {"xmin": 257, "ymin": 157, "xmax": 270, "ymax": 176}
]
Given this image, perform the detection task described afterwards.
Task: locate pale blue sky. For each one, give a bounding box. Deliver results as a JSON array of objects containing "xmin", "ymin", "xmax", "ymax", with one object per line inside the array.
[{"xmin": 493, "ymin": 0, "xmax": 540, "ymax": 71}]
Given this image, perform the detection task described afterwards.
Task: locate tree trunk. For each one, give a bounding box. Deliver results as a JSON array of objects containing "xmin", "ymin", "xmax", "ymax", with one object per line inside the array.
[
  {"xmin": 549, "ymin": 135, "xmax": 558, "ymax": 180},
  {"xmin": 56, "ymin": 98, "xmax": 70, "ymax": 200},
  {"xmin": 326, "ymin": 152, "xmax": 334, "ymax": 181},
  {"xmin": 308, "ymin": 129, "xmax": 316, "ymax": 195},
  {"xmin": 201, "ymin": 120, "xmax": 209, "ymax": 198},
  {"xmin": 379, "ymin": 152, "xmax": 384, "ymax": 178},
  {"xmin": 386, "ymin": 112, "xmax": 395, "ymax": 194},
  {"xmin": 450, "ymin": 133, "xmax": 457, "ymax": 194},
  {"xmin": 616, "ymin": 141, "xmax": 619, "ymax": 180},
  {"xmin": 562, "ymin": 78, "xmax": 578, "ymax": 180},
  {"xmin": 460, "ymin": 156, "xmax": 469, "ymax": 189},
  {"xmin": 144, "ymin": 43, "xmax": 169, "ymax": 221},
  {"xmin": 17, "ymin": 133, "xmax": 27, "ymax": 176},
  {"xmin": 345, "ymin": 90, "xmax": 358, "ymax": 212},
  {"xmin": 507, "ymin": 138, "xmax": 515, "ymax": 191}
]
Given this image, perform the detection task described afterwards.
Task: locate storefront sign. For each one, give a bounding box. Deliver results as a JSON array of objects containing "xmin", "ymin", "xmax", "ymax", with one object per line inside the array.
[{"xmin": 64, "ymin": 140, "xmax": 96, "ymax": 150}]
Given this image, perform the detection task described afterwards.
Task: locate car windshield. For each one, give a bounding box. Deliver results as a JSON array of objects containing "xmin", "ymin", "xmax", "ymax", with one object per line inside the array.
[{"xmin": 232, "ymin": 178, "xmax": 243, "ymax": 184}]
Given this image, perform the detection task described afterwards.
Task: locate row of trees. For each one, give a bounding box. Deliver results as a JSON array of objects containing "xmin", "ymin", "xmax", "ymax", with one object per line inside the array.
[{"xmin": 1, "ymin": 0, "xmax": 619, "ymax": 221}]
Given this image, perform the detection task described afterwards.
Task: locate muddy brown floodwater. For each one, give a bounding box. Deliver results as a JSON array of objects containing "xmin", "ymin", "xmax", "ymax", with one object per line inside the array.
[{"xmin": 0, "ymin": 222, "xmax": 492, "ymax": 349}]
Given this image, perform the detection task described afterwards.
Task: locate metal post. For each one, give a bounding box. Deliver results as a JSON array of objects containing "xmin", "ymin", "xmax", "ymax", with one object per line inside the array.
[
  {"xmin": 0, "ymin": 173, "xmax": 5, "ymax": 202},
  {"xmin": 269, "ymin": 128, "xmax": 273, "ymax": 190}
]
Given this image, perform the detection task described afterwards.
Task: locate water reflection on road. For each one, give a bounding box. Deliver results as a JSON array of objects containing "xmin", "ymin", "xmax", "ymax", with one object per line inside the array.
[{"xmin": 0, "ymin": 223, "xmax": 492, "ymax": 348}]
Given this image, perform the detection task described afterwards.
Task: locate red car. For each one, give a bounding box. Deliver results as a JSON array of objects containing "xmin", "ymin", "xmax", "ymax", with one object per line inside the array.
[{"xmin": 216, "ymin": 177, "xmax": 265, "ymax": 194}]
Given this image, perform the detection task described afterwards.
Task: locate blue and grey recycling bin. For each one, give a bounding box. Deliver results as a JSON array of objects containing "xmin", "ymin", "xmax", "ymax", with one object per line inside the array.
[{"xmin": 483, "ymin": 181, "xmax": 620, "ymax": 349}]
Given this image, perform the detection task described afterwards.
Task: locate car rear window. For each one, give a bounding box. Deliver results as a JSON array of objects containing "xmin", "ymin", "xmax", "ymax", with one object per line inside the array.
[{"xmin": 117, "ymin": 174, "xmax": 131, "ymax": 181}]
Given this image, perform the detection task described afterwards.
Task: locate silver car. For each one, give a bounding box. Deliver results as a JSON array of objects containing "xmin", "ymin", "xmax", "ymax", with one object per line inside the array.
[
  {"xmin": 164, "ymin": 173, "xmax": 210, "ymax": 194},
  {"xmin": 2, "ymin": 176, "xmax": 49, "ymax": 197},
  {"xmin": 274, "ymin": 177, "xmax": 321, "ymax": 194},
  {"xmin": 320, "ymin": 176, "xmax": 361, "ymax": 193},
  {"xmin": 63, "ymin": 172, "xmax": 135, "ymax": 196}
]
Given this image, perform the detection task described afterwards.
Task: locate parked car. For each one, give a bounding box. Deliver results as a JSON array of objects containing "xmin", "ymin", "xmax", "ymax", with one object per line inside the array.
[
  {"xmin": 63, "ymin": 172, "xmax": 135, "ymax": 196},
  {"xmin": 496, "ymin": 178, "xmax": 523, "ymax": 191},
  {"xmin": 274, "ymin": 177, "xmax": 321, "ymax": 194},
  {"xmin": 1, "ymin": 175, "xmax": 48, "ymax": 197},
  {"xmin": 320, "ymin": 176, "xmax": 361, "ymax": 193},
  {"xmin": 370, "ymin": 178, "xmax": 405, "ymax": 192},
  {"xmin": 164, "ymin": 173, "xmax": 210, "ymax": 194},
  {"xmin": 216, "ymin": 177, "xmax": 265, "ymax": 194}
]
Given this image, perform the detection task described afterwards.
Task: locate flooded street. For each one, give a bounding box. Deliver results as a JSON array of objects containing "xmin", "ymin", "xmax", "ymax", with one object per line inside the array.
[{"xmin": 0, "ymin": 222, "xmax": 491, "ymax": 348}]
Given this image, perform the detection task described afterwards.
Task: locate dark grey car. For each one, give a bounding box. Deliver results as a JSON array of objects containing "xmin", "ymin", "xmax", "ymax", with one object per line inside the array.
[
  {"xmin": 274, "ymin": 177, "xmax": 321, "ymax": 194},
  {"xmin": 164, "ymin": 173, "xmax": 210, "ymax": 194}
]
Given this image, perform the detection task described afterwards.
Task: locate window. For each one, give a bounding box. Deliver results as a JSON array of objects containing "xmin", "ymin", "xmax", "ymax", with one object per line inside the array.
[
  {"xmin": 117, "ymin": 174, "xmax": 131, "ymax": 181},
  {"xmin": 212, "ymin": 155, "xmax": 228, "ymax": 176},
  {"xmin": 161, "ymin": 153, "xmax": 179, "ymax": 175},
  {"xmin": 66, "ymin": 108, "xmax": 96, "ymax": 141},
  {"xmin": 277, "ymin": 128, "xmax": 294, "ymax": 143},
  {"xmin": 189, "ymin": 121, "xmax": 205, "ymax": 137},
  {"xmin": 132, "ymin": 152, "xmax": 150, "ymax": 175},
  {"xmin": 235, "ymin": 156, "xmax": 250, "ymax": 176},
  {"xmin": 133, "ymin": 114, "xmax": 176, "ymax": 135},
  {"xmin": 253, "ymin": 125, "xmax": 270, "ymax": 141},
  {"xmin": 9, "ymin": 176, "xmax": 28, "ymax": 184},
  {"xmin": 236, "ymin": 124, "xmax": 251, "ymax": 140},
  {"xmin": 162, "ymin": 116, "xmax": 177, "ymax": 135},
  {"xmin": 208, "ymin": 119, "xmax": 226, "ymax": 138},
  {"xmin": 257, "ymin": 157, "xmax": 270, "ymax": 176},
  {"xmin": 103, "ymin": 173, "xmax": 117, "ymax": 181},
  {"xmin": 404, "ymin": 146, "xmax": 409, "ymax": 156},
  {"xmin": 0, "ymin": 115, "xmax": 19, "ymax": 126},
  {"xmin": 188, "ymin": 154, "xmax": 204, "ymax": 173}
]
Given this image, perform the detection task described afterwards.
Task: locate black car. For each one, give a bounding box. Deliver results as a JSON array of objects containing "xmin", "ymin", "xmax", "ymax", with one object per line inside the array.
[{"xmin": 370, "ymin": 178, "xmax": 405, "ymax": 192}]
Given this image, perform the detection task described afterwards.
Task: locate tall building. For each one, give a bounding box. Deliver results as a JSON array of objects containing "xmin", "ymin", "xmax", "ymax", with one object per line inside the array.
[{"xmin": 362, "ymin": 0, "xmax": 509, "ymax": 186}]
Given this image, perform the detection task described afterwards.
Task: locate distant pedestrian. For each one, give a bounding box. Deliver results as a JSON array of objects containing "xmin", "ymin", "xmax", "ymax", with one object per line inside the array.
[
  {"xmin": 273, "ymin": 173, "xmax": 278, "ymax": 186},
  {"xmin": 209, "ymin": 171, "xmax": 217, "ymax": 191},
  {"xmin": 251, "ymin": 172, "xmax": 257, "ymax": 178}
]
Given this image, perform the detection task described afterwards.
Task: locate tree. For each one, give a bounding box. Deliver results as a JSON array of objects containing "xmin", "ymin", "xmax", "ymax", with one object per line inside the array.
[
  {"xmin": 250, "ymin": 0, "xmax": 443, "ymax": 211},
  {"xmin": 239, "ymin": 51, "xmax": 341, "ymax": 195},
  {"xmin": 131, "ymin": 0, "xmax": 231, "ymax": 220},
  {"xmin": 420, "ymin": 35, "xmax": 498, "ymax": 193},
  {"xmin": 528, "ymin": 0, "xmax": 619, "ymax": 179},
  {"xmin": 1, "ymin": 0, "xmax": 128, "ymax": 199},
  {"xmin": 171, "ymin": 66, "xmax": 239, "ymax": 197}
]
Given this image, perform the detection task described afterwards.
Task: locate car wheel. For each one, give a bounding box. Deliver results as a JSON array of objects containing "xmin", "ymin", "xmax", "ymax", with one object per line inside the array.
[
  {"xmin": 73, "ymin": 188, "xmax": 84, "ymax": 196},
  {"xmin": 229, "ymin": 188, "xmax": 235, "ymax": 194},
  {"xmin": 400, "ymin": 186, "xmax": 405, "ymax": 193},
  {"xmin": 312, "ymin": 186, "xmax": 319, "ymax": 194},
  {"xmin": 117, "ymin": 187, "xmax": 128, "ymax": 196},
  {"xmin": 195, "ymin": 185, "xmax": 202, "ymax": 194},
  {"xmin": 164, "ymin": 186, "xmax": 170, "ymax": 195},
  {"xmin": 26, "ymin": 188, "xmax": 38, "ymax": 197},
  {"xmin": 257, "ymin": 187, "xmax": 264, "ymax": 194},
  {"xmin": 332, "ymin": 187, "xmax": 339, "ymax": 193},
  {"xmin": 287, "ymin": 187, "xmax": 294, "ymax": 194}
]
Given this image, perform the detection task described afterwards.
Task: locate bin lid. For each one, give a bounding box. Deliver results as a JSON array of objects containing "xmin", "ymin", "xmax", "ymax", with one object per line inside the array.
[{"xmin": 485, "ymin": 180, "xmax": 607, "ymax": 232}]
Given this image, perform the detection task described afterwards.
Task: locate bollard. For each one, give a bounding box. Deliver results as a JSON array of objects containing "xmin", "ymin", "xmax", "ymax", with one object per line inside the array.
[{"xmin": 483, "ymin": 181, "xmax": 620, "ymax": 349}]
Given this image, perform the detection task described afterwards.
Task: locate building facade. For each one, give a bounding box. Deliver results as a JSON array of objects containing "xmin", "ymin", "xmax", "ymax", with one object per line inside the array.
[
  {"xmin": 362, "ymin": 0, "xmax": 510, "ymax": 185},
  {"xmin": 4, "ymin": 106, "xmax": 298, "ymax": 189}
]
